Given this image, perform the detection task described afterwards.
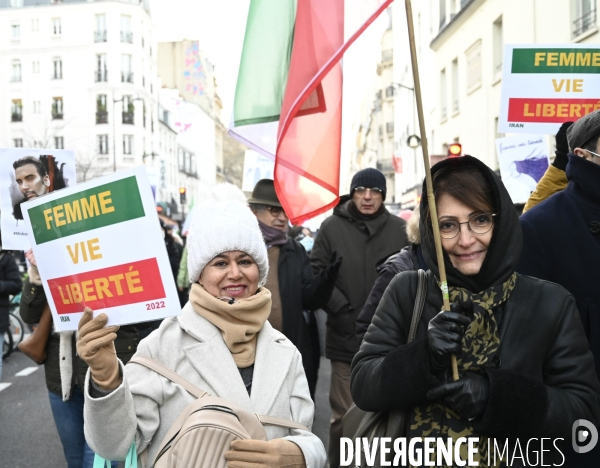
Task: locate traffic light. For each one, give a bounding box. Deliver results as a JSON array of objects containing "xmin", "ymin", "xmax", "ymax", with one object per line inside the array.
[
  {"xmin": 447, "ymin": 143, "xmax": 462, "ymax": 158},
  {"xmin": 179, "ymin": 187, "xmax": 187, "ymax": 204}
]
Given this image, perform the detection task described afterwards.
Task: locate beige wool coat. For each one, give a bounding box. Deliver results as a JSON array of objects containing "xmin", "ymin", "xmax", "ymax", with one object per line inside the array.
[{"xmin": 83, "ymin": 303, "xmax": 327, "ymax": 467}]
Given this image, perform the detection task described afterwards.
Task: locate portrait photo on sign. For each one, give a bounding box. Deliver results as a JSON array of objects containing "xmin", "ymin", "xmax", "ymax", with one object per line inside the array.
[{"xmin": 0, "ymin": 148, "xmax": 76, "ymax": 250}]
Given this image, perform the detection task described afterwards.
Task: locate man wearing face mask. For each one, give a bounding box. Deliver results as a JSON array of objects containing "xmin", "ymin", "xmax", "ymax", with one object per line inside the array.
[
  {"xmin": 249, "ymin": 179, "xmax": 342, "ymax": 398},
  {"xmin": 519, "ymin": 110, "xmax": 600, "ymax": 467}
]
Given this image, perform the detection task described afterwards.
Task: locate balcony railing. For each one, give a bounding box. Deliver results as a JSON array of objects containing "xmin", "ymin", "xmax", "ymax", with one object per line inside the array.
[
  {"xmin": 376, "ymin": 159, "xmax": 394, "ymax": 172},
  {"xmin": 95, "ymin": 70, "xmax": 108, "ymax": 82},
  {"xmin": 11, "ymin": 113, "xmax": 22, "ymax": 122},
  {"xmin": 121, "ymin": 72, "xmax": 133, "ymax": 83},
  {"xmin": 94, "ymin": 30, "xmax": 107, "ymax": 42},
  {"xmin": 10, "ymin": 76, "xmax": 21, "ymax": 82},
  {"xmin": 386, "ymin": 122, "xmax": 394, "ymax": 134},
  {"xmin": 52, "ymin": 111, "xmax": 63, "ymax": 120},
  {"xmin": 572, "ymin": 9, "xmax": 597, "ymax": 37},
  {"xmin": 96, "ymin": 111, "xmax": 108, "ymax": 124},
  {"xmin": 121, "ymin": 31, "xmax": 133, "ymax": 43},
  {"xmin": 122, "ymin": 111, "xmax": 134, "ymax": 125}
]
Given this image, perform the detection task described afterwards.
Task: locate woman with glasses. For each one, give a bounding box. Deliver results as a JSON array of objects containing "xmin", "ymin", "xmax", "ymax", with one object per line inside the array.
[{"xmin": 350, "ymin": 156, "xmax": 600, "ymax": 466}]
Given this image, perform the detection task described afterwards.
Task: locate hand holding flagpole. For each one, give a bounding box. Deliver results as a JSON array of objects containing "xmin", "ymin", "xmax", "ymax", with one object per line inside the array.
[{"xmin": 404, "ymin": 0, "xmax": 459, "ymax": 381}]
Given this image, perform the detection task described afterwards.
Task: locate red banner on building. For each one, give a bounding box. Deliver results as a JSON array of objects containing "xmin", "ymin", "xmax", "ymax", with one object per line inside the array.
[{"xmin": 47, "ymin": 258, "xmax": 166, "ymax": 314}]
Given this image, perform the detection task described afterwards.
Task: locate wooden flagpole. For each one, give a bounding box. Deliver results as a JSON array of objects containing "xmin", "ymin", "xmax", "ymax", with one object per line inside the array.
[{"xmin": 404, "ymin": 0, "xmax": 459, "ymax": 381}]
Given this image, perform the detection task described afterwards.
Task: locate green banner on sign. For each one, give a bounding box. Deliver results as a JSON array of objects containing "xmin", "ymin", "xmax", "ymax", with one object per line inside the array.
[
  {"xmin": 511, "ymin": 48, "xmax": 600, "ymax": 74},
  {"xmin": 28, "ymin": 176, "xmax": 145, "ymax": 244}
]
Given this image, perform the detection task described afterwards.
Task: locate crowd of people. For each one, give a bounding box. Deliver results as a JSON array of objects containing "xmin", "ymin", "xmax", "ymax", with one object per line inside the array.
[{"xmin": 1, "ymin": 109, "xmax": 600, "ymax": 467}]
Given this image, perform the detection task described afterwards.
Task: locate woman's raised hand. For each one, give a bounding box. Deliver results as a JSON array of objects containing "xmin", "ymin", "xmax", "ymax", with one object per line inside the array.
[
  {"xmin": 427, "ymin": 303, "xmax": 471, "ymax": 375},
  {"xmin": 76, "ymin": 307, "xmax": 121, "ymax": 391}
]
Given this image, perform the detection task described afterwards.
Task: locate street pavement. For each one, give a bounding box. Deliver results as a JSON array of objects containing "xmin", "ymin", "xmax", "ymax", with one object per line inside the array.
[{"xmin": 0, "ymin": 314, "xmax": 333, "ymax": 467}]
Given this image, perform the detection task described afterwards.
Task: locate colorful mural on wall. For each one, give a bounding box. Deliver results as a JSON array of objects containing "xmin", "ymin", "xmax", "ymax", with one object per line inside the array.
[{"xmin": 183, "ymin": 41, "xmax": 207, "ymax": 97}]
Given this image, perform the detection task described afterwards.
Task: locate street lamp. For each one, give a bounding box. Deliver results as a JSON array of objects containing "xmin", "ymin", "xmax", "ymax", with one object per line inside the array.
[{"xmin": 112, "ymin": 95, "xmax": 143, "ymax": 173}]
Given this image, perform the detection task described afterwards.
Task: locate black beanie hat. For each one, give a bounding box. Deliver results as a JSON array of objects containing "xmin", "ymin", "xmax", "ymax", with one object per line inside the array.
[{"xmin": 350, "ymin": 168, "xmax": 387, "ymax": 201}]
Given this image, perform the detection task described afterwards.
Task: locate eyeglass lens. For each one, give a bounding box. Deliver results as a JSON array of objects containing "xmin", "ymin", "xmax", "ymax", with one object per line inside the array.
[
  {"xmin": 439, "ymin": 214, "xmax": 494, "ymax": 239},
  {"xmin": 355, "ymin": 187, "xmax": 383, "ymax": 194}
]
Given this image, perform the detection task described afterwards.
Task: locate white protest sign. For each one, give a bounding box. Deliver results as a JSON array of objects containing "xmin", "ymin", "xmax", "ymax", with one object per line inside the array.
[
  {"xmin": 499, "ymin": 44, "xmax": 600, "ymax": 135},
  {"xmin": 242, "ymin": 150, "xmax": 274, "ymax": 192},
  {"xmin": 0, "ymin": 148, "xmax": 77, "ymax": 250},
  {"xmin": 495, "ymin": 135, "xmax": 550, "ymax": 204},
  {"xmin": 22, "ymin": 166, "xmax": 180, "ymax": 331}
]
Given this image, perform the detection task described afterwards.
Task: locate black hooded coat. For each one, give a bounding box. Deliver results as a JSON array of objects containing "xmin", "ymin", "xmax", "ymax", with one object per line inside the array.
[{"xmin": 350, "ymin": 156, "xmax": 600, "ymax": 463}]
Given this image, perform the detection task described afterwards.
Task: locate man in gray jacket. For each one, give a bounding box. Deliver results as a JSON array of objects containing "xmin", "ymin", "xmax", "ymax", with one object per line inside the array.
[{"xmin": 311, "ymin": 168, "xmax": 408, "ymax": 467}]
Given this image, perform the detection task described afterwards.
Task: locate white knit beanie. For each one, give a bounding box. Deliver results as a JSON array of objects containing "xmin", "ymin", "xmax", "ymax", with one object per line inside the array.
[{"xmin": 187, "ymin": 183, "xmax": 269, "ymax": 286}]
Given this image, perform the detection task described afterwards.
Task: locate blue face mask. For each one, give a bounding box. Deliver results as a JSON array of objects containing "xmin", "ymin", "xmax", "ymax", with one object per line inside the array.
[{"xmin": 300, "ymin": 236, "xmax": 314, "ymax": 252}]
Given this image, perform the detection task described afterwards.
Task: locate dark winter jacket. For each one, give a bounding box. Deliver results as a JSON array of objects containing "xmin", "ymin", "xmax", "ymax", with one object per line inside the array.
[
  {"xmin": 0, "ymin": 252, "xmax": 22, "ymax": 334},
  {"xmin": 276, "ymin": 237, "xmax": 334, "ymax": 397},
  {"xmin": 20, "ymin": 276, "xmax": 138, "ymax": 397},
  {"xmin": 351, "ymin": 156, "xmax": 600, "ymax": 463},
  {"xmin": 519, "ymin": 155, "xmax": 600, "ymax": 379},
  {"xmin": 355, "ymin": 244, "xmax": 427, "ymax": 343},
  {"xmin": 311, "ymin": 197, "xmax": 408, "ymax": 362}
]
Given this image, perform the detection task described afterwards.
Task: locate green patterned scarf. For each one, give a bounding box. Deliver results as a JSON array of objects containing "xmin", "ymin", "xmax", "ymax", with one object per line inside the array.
[{"xmin": 407, "ymin": 273, "xmax": 517, "ymax": 468}]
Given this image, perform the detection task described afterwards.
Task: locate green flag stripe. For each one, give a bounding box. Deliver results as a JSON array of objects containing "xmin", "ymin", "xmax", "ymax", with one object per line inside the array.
[
  {"xmin": 233, "ymin": 0, "xmax": 297, "ymax": 127},
  {"xmin": 512, "ymin": 48, "xmax": 600, "ymax": 74},
  {"xmin": 28, "ymin": 176, "xmax": 145, "ymax": 244}
]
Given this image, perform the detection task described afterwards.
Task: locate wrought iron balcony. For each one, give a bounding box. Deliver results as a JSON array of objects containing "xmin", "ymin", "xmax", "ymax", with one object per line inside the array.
[
  {"xmin": 11, "ymin": 113, "xmax": 22, "ymax": 122},
  {"xmin": 573, "ymin": 9, "xmax": 597, "ymax": 37},
  {"xmin": 94, "ymin": 30, "xmax": 107, "ymax": 42},
  {"xmin": 121, "ymin": 31, "xmax": 133, "ymax": 43},
  {"xmin": 96, "ymin": 111, "xmax": 108, "ymax": 124},
  {"xmin": 121, "ymin": 72, "xmax": 133, "ymax": 83},
  {"xmin": 122, "ymin": 111, "xmax": 134, "ymax": 125},
  {"xmin": 95, "ymin": 70, "xmax": 108, "ymax": 82}
]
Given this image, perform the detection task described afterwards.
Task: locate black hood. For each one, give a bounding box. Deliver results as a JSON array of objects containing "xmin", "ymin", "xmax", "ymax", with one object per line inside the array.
[{"xmin": 419, "ymin": 156, "xmax": 522, "ymax": 292}]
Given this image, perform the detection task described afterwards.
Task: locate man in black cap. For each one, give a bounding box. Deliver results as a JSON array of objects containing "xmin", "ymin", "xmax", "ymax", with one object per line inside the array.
[
  {"xmin": 311, "ymin": 167, "xmax": 408, "ymax": 467},
  {"xmin": 248, "ymin": 179, "xmax": 341, "ymax": 399},
  {"xmin": 519, "ymin": 110, "xmax": 600, "ymax": 467}
]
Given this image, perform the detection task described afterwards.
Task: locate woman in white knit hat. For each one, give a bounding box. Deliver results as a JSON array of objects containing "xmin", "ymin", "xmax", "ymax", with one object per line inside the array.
[{"xmin": 76, "ymin": 184, "xmax": 326, "ymax": 467}]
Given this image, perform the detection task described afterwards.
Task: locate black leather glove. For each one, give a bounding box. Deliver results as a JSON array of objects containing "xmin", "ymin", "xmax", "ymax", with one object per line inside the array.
[
  {"xmin": 426, "ymin": 372, "xmax": 490, "ymax": 420},
  {"xmin": 323, "ymin": 251, "xmax": 343, "ymax": 283},
  {"xmin": 427, "ymin": 303, "xmax": 471, "ymax": 374},
  {"xmin": 553, "ymin": 121, "xmax": 574, "ymax": 171}
]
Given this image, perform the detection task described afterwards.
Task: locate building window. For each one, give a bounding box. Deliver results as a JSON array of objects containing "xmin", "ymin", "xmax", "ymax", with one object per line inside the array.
[
  {"xmin": 122, "ymin": 95, "xmax": 134, "ymax": 124},
  {"xmin": 96, "ymin": 54, "xmax": 107, "ymax": 82},
  {"xmin": 32, "ymin": 61, "xmax": 40, "ymax": 74},
  {"xmin": 121, "ymin": 15, "xmax": 132, "ymax": 43},
  {"xmin": 11, "ymin": 60, "xmax": 21, "ymax": 82},
  {"xmin": 123, "ymin": 135, "xmax": 133, "ymax": 155},
  {"xmin": 12, "ymin": 99, "xmax": 23, "ymax": 122},
  {"xmin": 143, "ymin": 101, "xmax": 147, "ymax": 128},
  {"xmin": 493, "ymin": 16, "xmax": 503, "ymax": 76},
  {"xmin": 386, "ymin": 122, "xmax": 394, "ymax": 134},
  {"xmin": 466, "ymin": 39, "xmax": 482, "ymax": 93},
  {"xmin": 572, "ymin": 0, "xmax": 597, "ymax": 37},
  {"xmin": 439, "ymin": 0, "xmax": 447, "ymax": 30},
  {"xmin": 96, "ymin": 94, "xmax": 108, "ymax": 124},
  {"xmin": 121, "ymin": 55, "xmax": 133, "ymax": 83},
  {"xmin": 52, "ymin": 97, "xmax": 63, "ymax": 119},
  {"xmin": 53, "ymin": 18, "xmax": 61, "ymax": 36},
  {"xmin": 14, "ymin": 138, "xmax": 23, "ymax": 147},
  {"xmin": 33, "ymin": 101, "xmax": 41, "ymax": 114},
  {"xmin": 98, "ymin": 134, "xmax": 109, "ymax": 155},
  {"xmin": 11, "ymin": 24, "xmax": 20, "ymax": 39},
  {"xmin": 54, "ymin": 136, "xmax": 64, "ymax": 149},
  {"xmin": 53, "ymin": 58, "xmax": 62, "ymax": 79},
  {"xmin": 95, "ymin": 14, "xmax": 107, "ymax": 42},
  {"xmin": 451, "ymin": 58, "xmax": 459, "ymax": 113},
  {"xmin": 11, "ymin": 0, "xmax": 24, "ymax": 7},
  {"xmin": 440, "ymin": 68, "xmax": 447, "ymax": 120},
  {"xmin": 31, "ymin": 18, "xmax": 39, "ymax": 31}
]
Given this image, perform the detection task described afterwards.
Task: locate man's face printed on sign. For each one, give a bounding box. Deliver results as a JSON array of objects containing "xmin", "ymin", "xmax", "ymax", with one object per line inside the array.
[{"xmin": 15, "ymin": 163, "xmax": 50, "ymax": 200}]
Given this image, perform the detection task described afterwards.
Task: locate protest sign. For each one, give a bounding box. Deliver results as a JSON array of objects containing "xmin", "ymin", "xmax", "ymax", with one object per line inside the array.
[
  {"xmin": 495, "ymin": 135, "xmax": 550, "ymax": 204},
  {"xmin": 0, "ymin": 148, "xmax": 77, "ymax": 250},
  {"xmin": 499, "ymin": 44, "xmax": 600, "ymax": 134},
  {"xmin": 22, "ymin": 166, "xmax": 180, "ymax": 331}
]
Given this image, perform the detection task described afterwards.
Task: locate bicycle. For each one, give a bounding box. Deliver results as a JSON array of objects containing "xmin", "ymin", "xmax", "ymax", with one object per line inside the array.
[{"xmin": 3, "ymin": 293, "xmax": 26, "ymax": 360}]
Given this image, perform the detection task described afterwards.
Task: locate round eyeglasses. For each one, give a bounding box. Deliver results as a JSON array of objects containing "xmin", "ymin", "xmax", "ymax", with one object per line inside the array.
[
  {"xmin": 266, "ymin": 205, "xmax": 286, "ymax": 217},
  {"xmin": 438, "ymin": 213, "xmax": 496, "ymax": 239},
  {"xmin": 354, "ymin": 186, "xmax": 383, "ymax": 195}
]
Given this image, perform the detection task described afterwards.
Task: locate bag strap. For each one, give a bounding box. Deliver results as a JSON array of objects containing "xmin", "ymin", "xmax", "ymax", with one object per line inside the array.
[
  {"xmin": 408, "ymin": 269, "xmax": 427, "ymax": 343},
  {"xmin": 385, "ymin": 269, "xmax": 428, "ymax": 437},
  {"xmin": 128, "ymin": 356, "xmax": 309, "ymax": 432}
]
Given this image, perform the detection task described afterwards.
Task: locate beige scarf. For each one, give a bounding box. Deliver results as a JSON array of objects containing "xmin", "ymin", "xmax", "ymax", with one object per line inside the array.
[{"xmin": 189, "ymin": 283, "xmax": 272, "ymax": 368}]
